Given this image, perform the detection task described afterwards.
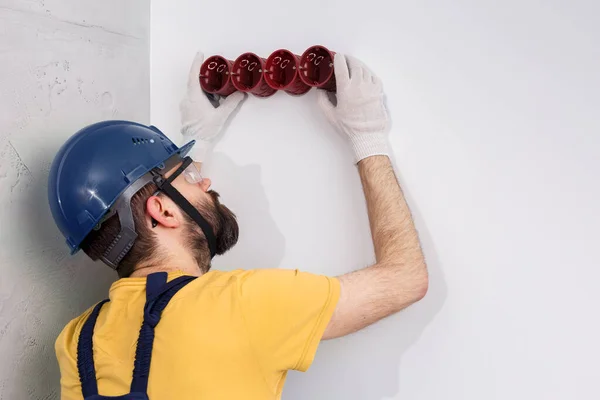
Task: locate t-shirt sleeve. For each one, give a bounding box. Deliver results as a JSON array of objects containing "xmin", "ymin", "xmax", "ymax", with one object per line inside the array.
[
  {"xmin": 55, "ymin": 309, "xmax": 93, "ymax": 400},
  {"xmin": 237, "ymin": 268, "xmax": 340, "ymax": 372}
]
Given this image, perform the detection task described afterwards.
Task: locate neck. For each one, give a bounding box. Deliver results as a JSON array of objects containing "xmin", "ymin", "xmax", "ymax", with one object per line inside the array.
[{"xmin": 129, "ymin": 249, "xmax": 209, "ymax": 278}]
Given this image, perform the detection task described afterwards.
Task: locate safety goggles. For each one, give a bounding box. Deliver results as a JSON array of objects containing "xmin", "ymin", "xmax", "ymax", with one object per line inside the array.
[
  {"xmin": 181, "ymin": 158, "xmax": 203, "ymax": 185},
  {"xmin": 165, "ymin": 156, "xmax": 203, "ymax": 185},
  {"xmin": 151, "ymin": 156, "xmax": 203, "ymax": 191},
  {"xmin": 149, "ymin": 156, "xmax": 202, "ymax": 202}
]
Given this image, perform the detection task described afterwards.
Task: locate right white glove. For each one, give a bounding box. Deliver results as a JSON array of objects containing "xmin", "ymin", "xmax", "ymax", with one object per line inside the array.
[{"xmin": 317, "ymin": 54, "xmax": 390, "ymax": 163}]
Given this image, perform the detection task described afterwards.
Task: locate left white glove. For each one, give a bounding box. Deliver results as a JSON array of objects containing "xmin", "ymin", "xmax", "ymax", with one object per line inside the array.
[{"xmin": 179, "ymin": 51, "xmax": 246, "ymax": 161}]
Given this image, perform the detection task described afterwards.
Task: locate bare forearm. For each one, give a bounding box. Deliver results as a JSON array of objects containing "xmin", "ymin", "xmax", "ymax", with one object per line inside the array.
[
  {"xmin": 358, "ymin": 156, "xmax": 424, "ymax": 266},
  {"xmin": 324, "ymin": 155, "xmax": 428, "ymax": 339}
]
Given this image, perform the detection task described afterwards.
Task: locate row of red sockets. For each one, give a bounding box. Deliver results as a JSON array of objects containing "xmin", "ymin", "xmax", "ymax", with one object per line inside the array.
[{"xmin": 199, "ymin": 45, "xmax": 336, "ymax": 97}]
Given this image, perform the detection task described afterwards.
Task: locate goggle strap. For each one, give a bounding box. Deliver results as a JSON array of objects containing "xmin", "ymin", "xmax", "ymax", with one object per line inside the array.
[{"xmin": 158, "ymin": 181, "xmax": 217, "ymax": 258}]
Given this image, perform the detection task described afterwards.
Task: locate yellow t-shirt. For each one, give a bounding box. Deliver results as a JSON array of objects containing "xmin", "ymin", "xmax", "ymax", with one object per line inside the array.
[{"xmin": 55, "ymin": 268, "xmax": 340, "ymax": 400}]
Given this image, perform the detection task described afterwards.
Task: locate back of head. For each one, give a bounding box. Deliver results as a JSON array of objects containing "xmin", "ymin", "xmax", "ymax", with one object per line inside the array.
[{"xmin": 80, "ymin": 183, "xmax": 160, "ymax": 277}]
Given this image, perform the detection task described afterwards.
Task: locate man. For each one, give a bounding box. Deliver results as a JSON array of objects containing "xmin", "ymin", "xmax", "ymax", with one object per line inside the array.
[{"xmin": 49, "ymin": 51, "xmax": 428, "ymax": 400}]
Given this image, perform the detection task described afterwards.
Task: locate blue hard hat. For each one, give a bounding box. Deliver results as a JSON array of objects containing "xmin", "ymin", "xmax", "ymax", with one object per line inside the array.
[{"xmin": 48, "ymin": 120, "xmax": 194, "ymax": 254}]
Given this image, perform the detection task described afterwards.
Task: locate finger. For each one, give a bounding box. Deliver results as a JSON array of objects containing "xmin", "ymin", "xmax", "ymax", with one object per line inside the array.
[
  {"xmin": 186, "ymin": 51, "xmax": 205, "ymax": 95},
  {"xmin": 316, "ymin": 89, "xmax": 335, "ymax": 114},
  {"xmin": 346, "ymin": 55, "xmax": 376, "ymax": 84},
  {"xmin": 333, "ymin": 53, "xmax": 351, "ymax": 88},
  {"xmin": 216, "ymin": 91, "xmax": 246, "ymax": 116},
  {"xmin": 362, "ymin": 65, "xmax": 372, "ymax": 82}
]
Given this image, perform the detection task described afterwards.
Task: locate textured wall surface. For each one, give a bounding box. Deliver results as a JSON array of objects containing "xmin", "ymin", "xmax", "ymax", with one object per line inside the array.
[
  {"xmin": 0, "ymin": 1, "xmax": 149, "ymax": 398},
  {"xmin": 151, "ymin": 0, "xmax": 600, "ymax": 399}
]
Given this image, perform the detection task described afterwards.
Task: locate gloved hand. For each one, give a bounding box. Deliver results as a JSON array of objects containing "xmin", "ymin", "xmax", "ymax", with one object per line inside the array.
[
  {"xmin": 317, "ymin": 54, "xmax": 390, "ymax": 163},
  {"xmin": 180, "ymin": 51, "xmax": 246, "ymax": 161}
]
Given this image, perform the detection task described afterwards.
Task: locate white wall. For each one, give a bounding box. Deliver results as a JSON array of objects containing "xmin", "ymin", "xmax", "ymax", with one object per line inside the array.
[
  {"xmin": 0, "ymin": 1, "xmax": 149, "ymax": 398},
  {"xmin": 152, "ymin": 0, "xmax": 600, "ymax": 399}
]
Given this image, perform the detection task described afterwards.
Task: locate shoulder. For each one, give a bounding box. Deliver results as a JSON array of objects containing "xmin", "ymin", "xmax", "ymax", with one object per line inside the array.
[
  {"xmin": 200, "ymin": 268, "xmax": 332, "ymax": 284},
  {"xmin": 187, "ymin": 269, "xmax": 251, "ymax": 289},
  {"xmin": 191, "ymin": 268, "xmax": 287, "ymax": 287},
  {"xmin": 188, "ymin": 268, "xmax": 338, "ymax": 296},
  {"xmin": 54, "ymin": 303, "xmax": 100, "ymax": 362}
]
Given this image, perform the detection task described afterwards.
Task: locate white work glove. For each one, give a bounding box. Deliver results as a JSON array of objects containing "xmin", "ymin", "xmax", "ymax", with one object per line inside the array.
[
  {"xmin": 317, "ymin": 54, "xmax": 390, "ymax": 163},
  {"xmin": 180, "ymin": 51, "xmax": 246, "ymax": 161}
]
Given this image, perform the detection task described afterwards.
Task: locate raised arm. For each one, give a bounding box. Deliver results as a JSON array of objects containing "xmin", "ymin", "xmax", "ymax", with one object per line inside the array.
[{"xmin": 317, "ymin": 54, "xmax": 428, "ymax": 339}]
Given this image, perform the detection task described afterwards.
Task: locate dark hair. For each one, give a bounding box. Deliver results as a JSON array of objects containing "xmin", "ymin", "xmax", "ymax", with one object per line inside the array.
[
  {"xmin": 80, "ymin": 183, "xmax": 162, "ymax": 278},
  {"xmin": 181, "ymin": 190, "xmax": 239, "ymax": 273}
]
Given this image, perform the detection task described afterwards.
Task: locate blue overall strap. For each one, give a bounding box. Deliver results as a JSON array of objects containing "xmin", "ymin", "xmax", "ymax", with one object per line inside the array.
[
  {"xmin": 77, "ymin": 299, "xmax": 111, "ymax": 398},
  {"xmin": 129, "ymin": 272, "xmax": 196, "ymax": 394}
]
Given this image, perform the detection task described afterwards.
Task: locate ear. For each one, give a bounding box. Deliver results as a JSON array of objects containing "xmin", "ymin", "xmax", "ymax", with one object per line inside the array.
[{"xmin": 146, "ymin": 195, "xmax": 182, "ymax": 229}]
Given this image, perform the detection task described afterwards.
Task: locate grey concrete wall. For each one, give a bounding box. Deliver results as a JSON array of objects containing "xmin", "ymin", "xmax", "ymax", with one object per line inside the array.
[{"xmin": 0, "ymin": 1, "xmax": 149, "ymax": 398}]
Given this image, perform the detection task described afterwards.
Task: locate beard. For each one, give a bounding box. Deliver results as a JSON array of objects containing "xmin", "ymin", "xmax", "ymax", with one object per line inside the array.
[{"xmin": 183, "ymin": 190, "xmax": 239, "ymax": 272}]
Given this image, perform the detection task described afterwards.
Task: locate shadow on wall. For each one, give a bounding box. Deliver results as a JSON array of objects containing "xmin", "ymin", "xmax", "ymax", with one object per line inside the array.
[
  {"xmin": 204, "ymin": 152, "xmax": 286, "ymax": 271},
  {"xmin": 283, "ymin": 167, "xmax": 448, "ymax": 400}
]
